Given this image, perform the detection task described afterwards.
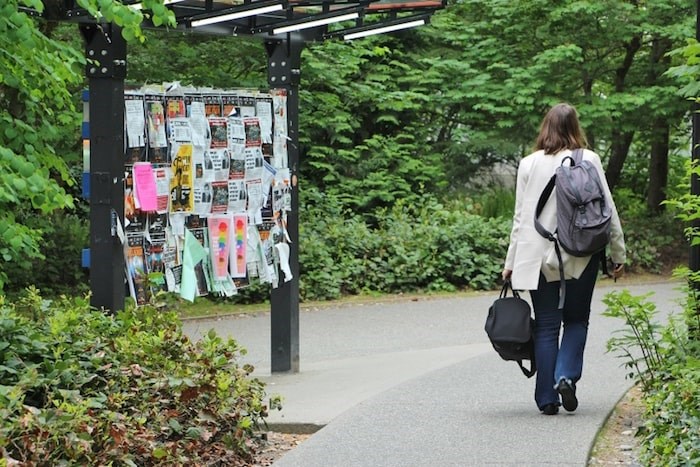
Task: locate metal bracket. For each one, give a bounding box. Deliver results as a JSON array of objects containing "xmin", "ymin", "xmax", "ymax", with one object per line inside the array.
[
  {"xmin": 265, "ymin": 39, "xmax": 302, "ymax": 87},
  {"xmin": 80, "ymin": 24, "xmax": 127, "ymax": 79}
]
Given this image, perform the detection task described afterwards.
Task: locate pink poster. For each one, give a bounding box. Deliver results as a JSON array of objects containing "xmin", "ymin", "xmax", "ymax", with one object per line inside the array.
[
  {"xmin": 132, "ymin": 162, "xmax": 158, "ymax": 212},
  {"xmin": 208, "ymin": 215, "xmax": 232, "ymax": 280},
  {"xmin": 230, "ymin": 213, "xmax": 247, "ymax": 278}
]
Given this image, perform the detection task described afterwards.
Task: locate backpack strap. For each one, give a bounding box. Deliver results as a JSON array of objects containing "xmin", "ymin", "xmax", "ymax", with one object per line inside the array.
[
  {"xmin": 551, "ymin": 243, "xmax": 566, "ymax": 310},
  {"xmin": 600, "ymin": 250, "xmax": 609, "ymax": 277},
  {"xmin": 534, "ymin": 172, "xmax": 566, "ymax": 310},
  {"xmin": 570, "ymin": 148, "xmax": 583, "ymax": 164},
  {"xmin": 534, "ymin": 174, "xmax": 556, "ymax": 241}
]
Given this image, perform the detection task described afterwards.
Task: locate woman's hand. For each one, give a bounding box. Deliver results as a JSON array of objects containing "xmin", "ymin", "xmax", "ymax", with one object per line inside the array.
[
  {"xmin": 612, "ymin": 263, "xmax": 624, "ymax": 281},
  {"xmin": 502, "ymin": 269, "xmax": 512, "ymax": 281}
]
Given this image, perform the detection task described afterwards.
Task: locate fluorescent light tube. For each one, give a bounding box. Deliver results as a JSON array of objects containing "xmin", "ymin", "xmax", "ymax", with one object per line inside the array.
[
  {"xmin": 192, "ymin": 3, "xmax": 285, "ymax": 26},
  {"xmin": 344, "ymin": 19, "xmax": 425, "ymax": 40},
  {"xmin": 273, "ymin": 12, "xmax": 359, "ymax": 35},
  {"xmin": 130, "ymin": 0, "xmax": 184, "ymax": 11}
]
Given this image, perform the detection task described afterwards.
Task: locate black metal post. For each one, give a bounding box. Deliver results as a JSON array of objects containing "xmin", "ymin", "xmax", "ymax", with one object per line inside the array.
[
  {"xmin": 81, "ymin": 23, "xmax": 127, "ymax": 312},
  {"xmin": 690, "ymin": 0, "xmax": 700, "ymax": 324},
  {"xmin": 692, "ymin": 109, "xmax": 700, "ymax": 274},
  {"xmin": 692, "ymin": 0, "xmax": 700, "ymax": 274},
  {"xmin": 266, "ymin": 37, "xmax": 302, "ymax": 373}
]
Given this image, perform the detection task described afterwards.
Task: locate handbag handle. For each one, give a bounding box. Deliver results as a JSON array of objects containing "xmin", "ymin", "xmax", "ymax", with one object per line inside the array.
[{"xmin": 500, "ymin": 279, "xmax": 521, "ymax": 299}]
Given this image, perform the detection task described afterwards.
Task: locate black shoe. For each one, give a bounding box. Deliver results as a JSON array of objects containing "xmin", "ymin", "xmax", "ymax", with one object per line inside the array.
[
  {"xmin": 541, "ymin": 403, "xmax": 559, "ymax": 415},
  {"xmin": 555, "ymin": 378, "xmax": 578, "ymax": 412}
]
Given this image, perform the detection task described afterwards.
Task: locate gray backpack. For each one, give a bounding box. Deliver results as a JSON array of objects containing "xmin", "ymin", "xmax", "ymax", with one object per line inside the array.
[{"xmin": 534, "ymin": 149, "xmax": 612, "ymax": 308}]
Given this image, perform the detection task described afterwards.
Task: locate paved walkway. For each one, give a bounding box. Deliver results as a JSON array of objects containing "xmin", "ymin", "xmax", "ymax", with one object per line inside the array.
[{"xmin": 182, "ymin": 279, "xmax": 683, "ymax": 466}]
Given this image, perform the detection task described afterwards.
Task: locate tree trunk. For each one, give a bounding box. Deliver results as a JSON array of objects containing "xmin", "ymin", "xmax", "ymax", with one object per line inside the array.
[
  {"xmin": 647, "ymin": 119, "xmax": 669, "ymax": 212},
  {"xmin": 582, "ymin": 72, "xmax": 595, "ymax": 149},
  {"xmin": 644, "ymin": 37, "xmax": 673, "ymax": 212},
  {"xmin": 604, "ymin": 35, "xmax": 642, "ymax": 190},
  {"xmin": 606, "ymin": 130, "xmax": 634, "ymax": 190}
]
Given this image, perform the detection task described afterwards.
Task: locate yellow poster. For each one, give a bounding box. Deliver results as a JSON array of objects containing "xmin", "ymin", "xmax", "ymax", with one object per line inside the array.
[{"xmin": 170, "ymin": 143, "xmax": 194, "ymax": 213}]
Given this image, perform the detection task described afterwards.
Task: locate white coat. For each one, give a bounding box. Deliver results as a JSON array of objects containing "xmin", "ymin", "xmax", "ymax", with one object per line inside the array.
[{"xmin": 504, "ymin": 149, "xmax": 626, "ymax": 291}]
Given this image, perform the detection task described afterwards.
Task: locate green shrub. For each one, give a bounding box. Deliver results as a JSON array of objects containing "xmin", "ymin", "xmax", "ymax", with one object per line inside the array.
[
  {"xmin": 298, "ymin": 188, "xmax": 373, "ymax": 300},
  {"xmin": 642, "ymin": 355, "xmax": 700, "ymax": 465},
  {"xmin": 298, "ymin": 190, "xmax": 511, "ymax": 300},
  {"xmin": 4, "ymin": 211, "xmax": 89, "ymax": 298},
  {"xmin": 371, "ymin": 197, "xmax": 510, "ymax": 292},
  {"xmin": 0, "ymin": 288, "xmax": 278, "ymax": 465},
  {"xmin": 464, "ymin": 188, "xmax": 515, "ymax": 220},
  {"xmin": 613, "ymin": 188, "xmax": 684, "ymax": 273},
  {"xmin": 603, "ymin": 286, "xmax": 700, "ymax": 465},
  {"xmin": 602, "ymin": 290, "xmax": 665, "ymax": 391},
  {"xmin": 603, "ymin": 160, "xmax": 700, "ymax": 465}
]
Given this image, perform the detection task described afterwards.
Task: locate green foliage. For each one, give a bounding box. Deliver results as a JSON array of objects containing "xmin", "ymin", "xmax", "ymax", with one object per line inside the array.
[
  {"xmin": 603, "ymin": 287, "xmax": 700, "ymax": 465},
  {"xmin": 603, "ymin": 154, "xmax": 700, "ymax": 465},
  {"xmin": 668, "ymin": 38, "xmax": 700, "ymax": 97},
  {"xmin": 298, "ymin": 188, "xmax": 510, "ymax": 300},
  {"xmin": 458, "ymin": 188, "xmax": 515, "ymax": 220},
  {"xmin": 0, "ymin": 0, "xmax": 176, "ymax": 294},
  {"xmin": 0, "ymin": 1, "xmax": 83, "ymax": 291},
  {"xmin": 641, "ymin": 358, "xmax": 700, "ymax": 465},
  {"xmin": 293, "ymin": 0, "xmax": 692, "ymax": 224},
  {"xmin": 4, "ymin": 211, "xmax": 89, "ymax": 298},
  {"xmin": 74, "ymin": 0, "xmax": 176, "ymax": 42},
  {"xmin": 602, "ymin": 291, "xmax": 665, "ymax": 390},
  {"xmin": 0, "ymin": 288, "xmax": 278, "ymax": 465},
  {"xmin": 664, "ymin": 159, "xmax": 700, "ymax": 248},
  {"xmin": 613, "ymin": 188, "xmax": 685, "ymax": 273},
  {"xmin": 300, "ymin": 40, "xmax": 445, "ymax": 215},
  {"xmin": 631, "ymin": 146, "xmax": 700, "ymax": 464},
  {"xmin": 127, "ymin": 30, "xmax": 267, "ymax": 88}
]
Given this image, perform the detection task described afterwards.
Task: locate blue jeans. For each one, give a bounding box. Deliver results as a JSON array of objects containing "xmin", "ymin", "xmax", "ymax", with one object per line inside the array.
[{"xmin": 529, "ymin": 254, "xmax": 599, "ymax": 410}]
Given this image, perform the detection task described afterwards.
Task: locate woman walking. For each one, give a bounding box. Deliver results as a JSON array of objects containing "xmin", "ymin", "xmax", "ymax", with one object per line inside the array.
[{"xmin": 502, "ymin": 103, "xmax": 626, "ymax": 415}]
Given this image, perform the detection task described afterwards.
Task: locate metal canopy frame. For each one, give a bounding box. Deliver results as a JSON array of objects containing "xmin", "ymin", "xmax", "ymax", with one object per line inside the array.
[
  {"xmin": 164, "ymin": 0, "xmax": 442, "ymax": 39},
  {"xmin": 25, "ymin": 0, "xmax": 444, "ymax": 373},
  {"xmin": 26, "ymin": 0, "xmax": 444, "ymax": 40}
]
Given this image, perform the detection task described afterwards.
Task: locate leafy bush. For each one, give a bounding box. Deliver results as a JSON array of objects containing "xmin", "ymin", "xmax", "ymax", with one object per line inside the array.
[
  {"xmin": 0, "ymin": 2, "xmax": 81, "ymax": 292},
  {"xmin": 602, "ymin": 159, "xmax": 700, "ymax": 465},
  {"xmin": 602, "ymin": 290, "xmax": 666, "ymax": 391},
  {"xmin": 613, "ymin": 188, "xmax": 684, "ymax": 273},
  {"xmin": 298, "ymin": 189, "xmax": 511, "ymax": 300},
  {"xmin": 4, "ymin": 211, "xmax": 89, "ymax": 298},
  {"xmin": 603, "ymin": 286, "xmax": 700, "ymax": 465},
  {"xmin": 458, "ymin": 188, "xmax": 515, "ymax": 220},
  {"xmin": 642, "ymin": 351, "xmax": 700, "ymax": 465},
  {"xmin": 0, "ymin": 288, "xmax": 278, "ymax": 465}
]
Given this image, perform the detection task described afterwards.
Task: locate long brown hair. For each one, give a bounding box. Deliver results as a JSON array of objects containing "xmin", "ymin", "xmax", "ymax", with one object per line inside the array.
[{"xmin": 534, "ymin": 103, "xmax": 588, "ymax": 155}]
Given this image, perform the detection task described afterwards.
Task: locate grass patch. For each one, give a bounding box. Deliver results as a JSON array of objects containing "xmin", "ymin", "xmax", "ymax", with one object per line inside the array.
[{"xmin": 173, "ymin": 287, "xmax": 489, "ymax": 320}]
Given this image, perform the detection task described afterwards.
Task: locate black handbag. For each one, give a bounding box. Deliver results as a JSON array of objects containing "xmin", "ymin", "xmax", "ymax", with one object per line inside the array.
[{"xmin": 484, "ymin": 280, "xmax": 537, "ymax": 378}]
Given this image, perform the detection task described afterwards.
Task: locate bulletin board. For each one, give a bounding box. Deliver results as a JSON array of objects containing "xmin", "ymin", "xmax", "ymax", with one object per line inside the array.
[{"xmin": 114, "ymin": 83, "xmax": 292, "ymax": 305}]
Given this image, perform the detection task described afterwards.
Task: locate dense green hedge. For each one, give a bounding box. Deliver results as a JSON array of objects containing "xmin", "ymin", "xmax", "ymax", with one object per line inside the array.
[
  {"xmin": 4, "ymin": 211, "xmax": 89, "ymax": 298},
  {"xmin": 0, "ymin": 289, "xmax": 277, "ymax": 465},
  {"xmin": 0, "ymin": 186, "xmax": 684, "ymax": 304},
  {"xmin": 643, "ymin": 350, "xmax": 700, "ymax": 464},
  {"xmin": 298, "ymin": 189, "xmax": 512, "ymax": 301},
  {"xmin": 613, "ymin": 188, "xmax": 685, "ymax": 274}
]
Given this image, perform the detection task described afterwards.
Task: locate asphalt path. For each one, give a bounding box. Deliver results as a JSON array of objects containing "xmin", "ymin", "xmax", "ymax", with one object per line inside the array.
[{"xmin": 182, "ymin": 278, "xmax": 683, "ymax": 466}]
